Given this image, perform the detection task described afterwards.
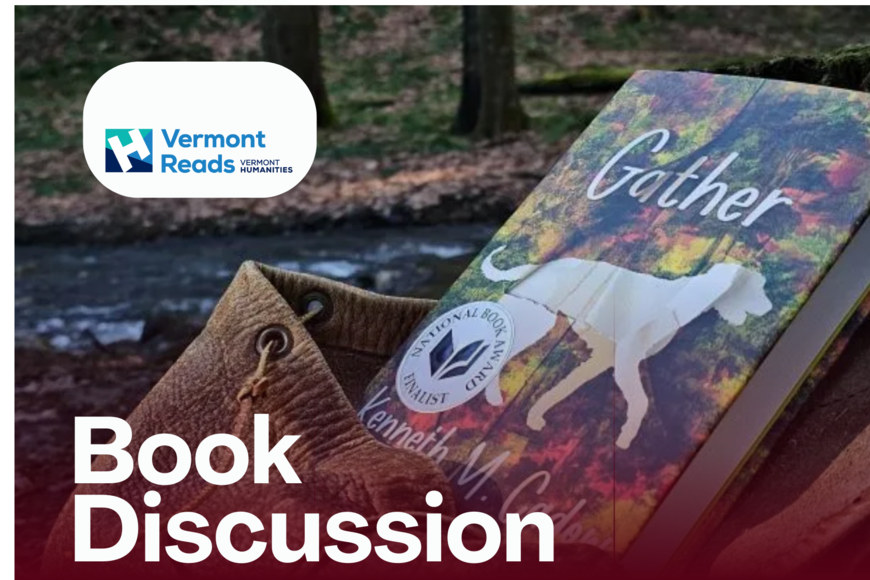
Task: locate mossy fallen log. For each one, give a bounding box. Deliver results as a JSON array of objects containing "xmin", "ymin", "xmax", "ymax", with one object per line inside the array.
[
  {"xmin": 518, "ymin": 44, "xmax": 870, "ymax": 96},
  {"xmin": 704, "ymin": 44, "xmax": 870, "ymax": 92},
  {"xmin": 518, "ymin": 65, "xmax": 635, "ymax": 95}
]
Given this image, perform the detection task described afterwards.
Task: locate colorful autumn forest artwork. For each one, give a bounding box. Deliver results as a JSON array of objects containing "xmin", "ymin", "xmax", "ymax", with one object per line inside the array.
[{"xmin": 361, "ymin": 71, "xmax": 870, "ymax": 554}]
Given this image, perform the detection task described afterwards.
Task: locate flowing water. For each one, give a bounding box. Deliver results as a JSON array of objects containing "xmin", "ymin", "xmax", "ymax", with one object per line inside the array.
[{"xmin": 15, "ymin": 225, "xmax": 496, "ymax": 351}]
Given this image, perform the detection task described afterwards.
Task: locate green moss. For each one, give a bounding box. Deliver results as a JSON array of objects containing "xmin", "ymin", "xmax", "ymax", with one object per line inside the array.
[
  {"xmin": 31, "ymin": 174, "xmax": 90, "ymax": 197},
  {"xmin": 519, "ymin": 66, "xmax": 635, "ymax": 95},
  {"xmin": 707, "ymin": 44, "xmax": 870, "ymax": 91},
  {"xmin": 521, "ymin": 44, "xmax": 870, "ymax": 102}
]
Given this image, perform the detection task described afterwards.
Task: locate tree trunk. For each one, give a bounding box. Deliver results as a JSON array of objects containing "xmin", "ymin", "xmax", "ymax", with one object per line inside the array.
[
  {"xmin": 475, "ymin": 6, "xmax": 528, "ymax": 138},
  {"xmin": 261, "ymin": 6, "xmax": 335, "ymax": 128},
  {"xmin": 452, "ymin": 6, "xmax": 481, "ymax": 135}
]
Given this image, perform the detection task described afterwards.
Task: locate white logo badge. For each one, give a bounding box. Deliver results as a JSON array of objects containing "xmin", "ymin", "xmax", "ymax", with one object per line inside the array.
[
  {"xmin": 397, "ymin": 301, "xmax": 514, "ymax": 413},
  {"xmin": 83, "ymin": 62, "xmax": 316, "ymax": 198}
]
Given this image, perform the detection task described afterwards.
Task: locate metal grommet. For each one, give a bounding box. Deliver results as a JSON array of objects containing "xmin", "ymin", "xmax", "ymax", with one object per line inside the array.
[
  {"xmin": 299, "ymin": 291, "xmax": 333, "ymax": 326},
  {"xmin": 255, "ymin": 325, "xmax": 292, "ymax": 357}
]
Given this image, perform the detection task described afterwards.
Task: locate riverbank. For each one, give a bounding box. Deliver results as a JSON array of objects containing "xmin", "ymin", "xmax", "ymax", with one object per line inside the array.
[{"xmin": 16, "ymin": 136, "xmax": 559, "ymax": 244}]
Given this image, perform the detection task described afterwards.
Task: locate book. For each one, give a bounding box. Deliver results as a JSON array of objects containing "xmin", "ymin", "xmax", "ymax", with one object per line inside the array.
[
  {"xmin": 672, "ymin": 293, "xmax": 870, "ymax": 569},
  {"xmin": 357, "ymin": 70, "xmax": 870, "ymax": 568}
]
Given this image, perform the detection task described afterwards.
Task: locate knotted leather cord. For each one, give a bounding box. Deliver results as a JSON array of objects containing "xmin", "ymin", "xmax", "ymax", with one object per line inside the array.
[
  {"xmin": 166, "ymin": 302, "xmax": 324, "ymax": 525},
  {"xmin": 236, "ymin": 339, "xmax": 276, "ymax": 401}
]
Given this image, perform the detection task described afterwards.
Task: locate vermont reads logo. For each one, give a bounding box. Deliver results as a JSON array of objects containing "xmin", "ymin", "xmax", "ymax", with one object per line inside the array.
[
  {"xmin": 84, "ymin": 62, "xmax": 316, "ymax": 196},
  {"xmin": 105, "ymin": 129, "xmax": 153, "ymax": 173}
]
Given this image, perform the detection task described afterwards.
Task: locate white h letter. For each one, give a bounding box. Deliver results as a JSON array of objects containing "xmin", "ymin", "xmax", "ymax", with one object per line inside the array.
[{"xmin": 108, "ymin": 129, "xmax": 150, "ymax": 172}]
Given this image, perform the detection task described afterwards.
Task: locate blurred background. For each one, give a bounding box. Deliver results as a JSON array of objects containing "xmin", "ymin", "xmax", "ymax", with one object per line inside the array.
[{"xmin": 13, "ymin": 5, "xmax": 870, "ymax": 576}]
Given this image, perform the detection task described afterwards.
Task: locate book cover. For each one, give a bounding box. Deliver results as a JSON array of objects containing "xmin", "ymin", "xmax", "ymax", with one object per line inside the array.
[
  {"xmin": 671, "ymin": 292, "xmax": 870, "ymax": 569},
  {"xmin": 358, "ymin": 71, "xmax": 870, "ymax": 560}
]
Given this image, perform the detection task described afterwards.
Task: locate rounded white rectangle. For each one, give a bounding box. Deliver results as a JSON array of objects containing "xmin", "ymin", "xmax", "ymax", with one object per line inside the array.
[{"xmin": 83, "ymin": 62, "xmax": 317, "ymax": 198}]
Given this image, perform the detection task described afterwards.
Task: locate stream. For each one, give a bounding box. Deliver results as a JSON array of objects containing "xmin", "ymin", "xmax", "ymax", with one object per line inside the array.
[{"xmin": 15, "ymin": 225, "xmax": 496, "ymax": 351}]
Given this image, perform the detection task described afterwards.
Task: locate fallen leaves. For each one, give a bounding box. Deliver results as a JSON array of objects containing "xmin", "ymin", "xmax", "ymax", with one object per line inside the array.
[{"xmin": 16, "ymin": 134, "xmax": 570, "ymax": 243}]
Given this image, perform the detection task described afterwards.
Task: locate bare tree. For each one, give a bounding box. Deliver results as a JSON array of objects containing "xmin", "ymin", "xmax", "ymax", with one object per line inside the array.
[
  {"xmin": 453, "ymin": 6, "xmax": 481, "ymax": 134},
  {"xmin": 454, "ymin": 6, "xmax": 527, "ymax": 138},
  {"xmin": 261, "ymin": 6, "xmax": 335, "ymax": 128}
]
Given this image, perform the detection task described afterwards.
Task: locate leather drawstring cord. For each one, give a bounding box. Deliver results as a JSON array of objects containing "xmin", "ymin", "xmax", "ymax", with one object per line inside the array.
[
  {"xmin": 299, "ymin": 302, "xmax": 325, "ymax": 324},
  {"xmin": 165, "ymin": 302, "xmax": 324, "ymax": 531},
  {"xmin": 237, "ymin": 301, "xmax": 323, "ymax": 402},
  {"xmin": 236, "ymin": 339, "xmax": 275, "ymax": 401}
]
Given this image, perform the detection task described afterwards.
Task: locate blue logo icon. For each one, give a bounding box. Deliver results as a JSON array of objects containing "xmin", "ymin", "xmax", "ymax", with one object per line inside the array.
[{"xmin": 105, "ymin": 129, "xmax": 153, "ymax": 173}]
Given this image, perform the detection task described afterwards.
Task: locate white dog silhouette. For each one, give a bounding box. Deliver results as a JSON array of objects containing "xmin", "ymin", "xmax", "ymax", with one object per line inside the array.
[{"xmin": 480, "ymin": 246, "xmax": 773, "ymax": 449}]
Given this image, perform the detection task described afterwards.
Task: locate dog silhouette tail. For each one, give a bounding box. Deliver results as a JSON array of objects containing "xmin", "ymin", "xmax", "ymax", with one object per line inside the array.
[{"xmin": 481, "ymin": 246, "xmax": 537, "ymax": 282}]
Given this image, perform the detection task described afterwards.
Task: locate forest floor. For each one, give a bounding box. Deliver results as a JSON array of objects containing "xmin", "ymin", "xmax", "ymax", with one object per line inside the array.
[{"xmin": 14, "ymin": 5, "xmax": 870, "ymax": 243}]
